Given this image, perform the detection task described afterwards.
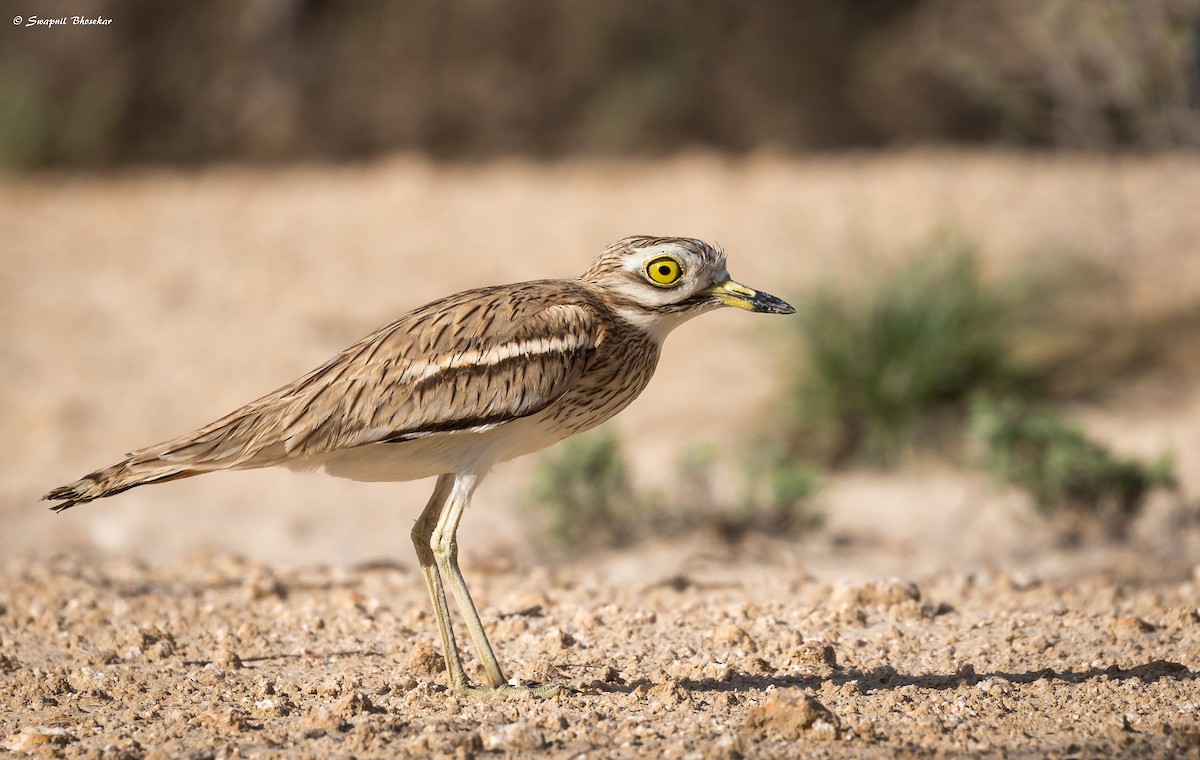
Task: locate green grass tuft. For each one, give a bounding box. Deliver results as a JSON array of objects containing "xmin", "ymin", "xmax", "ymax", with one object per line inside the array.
[{"xmin": 968, "ymin": 394, "xmax": 1175, "ymax": 540}]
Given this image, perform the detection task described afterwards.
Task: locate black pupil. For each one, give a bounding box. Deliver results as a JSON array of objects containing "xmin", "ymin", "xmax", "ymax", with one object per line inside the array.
[{"xmin": 658, "ymin": 264, "xmax": 672, "ymax": 277}]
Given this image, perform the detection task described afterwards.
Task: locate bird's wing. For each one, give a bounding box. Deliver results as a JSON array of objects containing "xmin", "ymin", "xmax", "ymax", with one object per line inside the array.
[{"xmin": 135, "ymin": 282, "xmax": 602, "ymax": 469}]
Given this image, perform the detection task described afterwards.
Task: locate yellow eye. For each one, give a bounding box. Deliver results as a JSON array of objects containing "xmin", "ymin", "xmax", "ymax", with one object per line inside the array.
[{"xmin": 645, "ymin": 256, "xmax": 684, "ymax": 287}]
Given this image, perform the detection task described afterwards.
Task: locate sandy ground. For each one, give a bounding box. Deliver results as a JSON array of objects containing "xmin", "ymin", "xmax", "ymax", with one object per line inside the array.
[
  {"xmin": 2, "ymin": 152, "xmax": 1199, "ymax": 756},
  {"xmin": 2, "ymin": 547, "xmax": 1198, "ymax": 757}
]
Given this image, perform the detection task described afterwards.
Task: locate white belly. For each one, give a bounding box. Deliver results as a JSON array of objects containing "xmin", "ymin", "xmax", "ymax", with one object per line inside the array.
[{"xmin": 295, "ymin": 414, "xmax": 574, "ymax": 483}]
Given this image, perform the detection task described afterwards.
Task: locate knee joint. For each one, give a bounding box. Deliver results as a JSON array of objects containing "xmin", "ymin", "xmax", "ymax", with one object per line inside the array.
[{"xmin": 430, "ymin": 527, "xmax": 457, "ymax": 560}]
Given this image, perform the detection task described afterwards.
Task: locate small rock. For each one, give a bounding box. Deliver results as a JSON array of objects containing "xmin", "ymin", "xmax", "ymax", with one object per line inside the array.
[
  {"xmin": 1025, "ymin": 634, "xmax": 1052, "ymax": 653},
  {"xmin": 838, "ymin": 604, "xmax": 869, "ymax": 625},
  {"xmin": 333, "ymin": 691, "xmax": 375, "ymax": 719},
  {"xmin": 572, "ymin": 608, "xmax": 600, "ymax": 628},
  {"xmin": 648, "ymin": 678, "xmax": 691, "ymax": 706},
  {"xmin": 544, "ymin": 628, "xmax": 576, "ymax": 651},
  {"xmin": 407, "ymin": 644, "xmax": 443, "ymax": 677},
  {"xmin": 831, "ymin": 580, "xmax": 921, "ymax": 608},
  {"xmin": 6, "ymin": 727, "xmax": 75, "ymax": 751},
  {"xmin": 521, "ymin": 658, "xmax": 559, "ymax": 684},
  {"xmin": 1112, "ymin": 616, "xmax": 1157, "ymax": 635},
  {"xmin": 700, "ymin": 661, "xmax": 735, "ymax": 682},
  {"xmin": 150, "ymin": 638, "xmax": 175, "ymax": 659},
  {"xmin": 130, "ymin": 625, "xmax": 175, "ymax": 653},
  {"xmin": 742, "ymin": 690, "xmax": 839, "ymax": 741},
  {"xmin": 747, "ymin": 657, "xmax": 776, "ymax": 676},
  {"xmin": 213, "ymin": 648, "xmax": 243, "ymax": 669},
  {"xmin": 598, "ymin": 665, "xmax": 622, "ymax": 684},
  {"xmin": 298, "ymin": 704, "xmax": 344, "ymax": 734},
  {"xmin": 714, "ymin": 625, "xmax": 757, "ymax": 653},
  {"xmin": 792, "ymin": 641, "xmax": 838, "ymax": 670},
  {"xmin": 191, "ymin": 706, "xmax": 250, "ymax": 732},
  {"xmin": 482, "ymin": 721, "xmax": 545, "ymax": 751}
]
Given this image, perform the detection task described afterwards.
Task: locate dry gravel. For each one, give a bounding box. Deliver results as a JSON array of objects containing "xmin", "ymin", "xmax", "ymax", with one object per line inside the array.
[{"xmin": 2, "ymin": 546, "xmax": 1199, "ymax": 758}]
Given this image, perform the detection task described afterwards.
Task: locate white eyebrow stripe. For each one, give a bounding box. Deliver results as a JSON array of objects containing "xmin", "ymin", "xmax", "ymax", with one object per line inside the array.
[{"xmin": 399, "ymin": 334, "xmax": 595, "ymax": 384}]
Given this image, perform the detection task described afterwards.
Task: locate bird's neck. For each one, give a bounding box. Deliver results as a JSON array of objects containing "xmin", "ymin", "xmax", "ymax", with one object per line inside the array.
[{"xmin": 610, "ymin": 302, "xmax": 702, "ymax": 344}]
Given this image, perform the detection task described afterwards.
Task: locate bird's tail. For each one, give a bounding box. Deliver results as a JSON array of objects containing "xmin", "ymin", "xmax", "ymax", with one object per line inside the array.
[
  {"xmin": 43, "ymin": 374, "xmax": 327, "ymax": 512},
  {"xmin": 42, "ymin": 458, "xmax": 198, "ymax": 512}
]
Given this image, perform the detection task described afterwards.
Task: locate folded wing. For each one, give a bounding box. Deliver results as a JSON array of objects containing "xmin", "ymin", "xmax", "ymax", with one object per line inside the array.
[{"xmin": 154, "ymin": 283, "xmax": 601, "ymax": 466}]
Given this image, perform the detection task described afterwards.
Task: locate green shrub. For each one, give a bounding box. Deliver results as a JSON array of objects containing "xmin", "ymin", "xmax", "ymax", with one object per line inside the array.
[
  {"xmin": 969, "ymin": 395, "xmax": 1175, "ymax": 539},
  {"xmin": 788, "ymin": 237, "xmax": 1019, "ymax": 465},
  {"xmin": 777, "ymin": 233, "xmax": 1182, "ymax": 538},
  {"xmin": 525, "ymin": 432, "xmax": 821, "ymax": 551},
  {"xmin": 524, "ymin": 430, "xmax": 645, "ymax": 550}
]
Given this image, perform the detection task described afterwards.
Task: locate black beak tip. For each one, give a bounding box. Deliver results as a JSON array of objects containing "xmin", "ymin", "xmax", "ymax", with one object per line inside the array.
[{"xmin": 754, "ymin": 292, "xmax": 796, "ymax": 315}]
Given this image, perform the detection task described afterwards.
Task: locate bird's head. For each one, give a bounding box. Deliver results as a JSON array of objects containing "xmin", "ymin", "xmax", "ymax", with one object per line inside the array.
[{"xmin": 580, "ymin": 236, "xmax": 794, "ymax": 339}]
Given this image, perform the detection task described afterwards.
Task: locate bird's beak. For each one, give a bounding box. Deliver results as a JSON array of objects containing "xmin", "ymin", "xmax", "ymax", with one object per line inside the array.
[{"xmin": 700, "ymin": 278, "xmax": 795, "ymax": 314}]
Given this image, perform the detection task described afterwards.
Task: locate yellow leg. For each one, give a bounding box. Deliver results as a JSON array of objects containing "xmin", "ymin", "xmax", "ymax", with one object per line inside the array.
[
  {"xmin": 431, "ymin": 472, "xmax": 509, "ymax": 689},
  {"xmin": 410, "ymin": 473, "xmax": 471, "ymax": 690}
]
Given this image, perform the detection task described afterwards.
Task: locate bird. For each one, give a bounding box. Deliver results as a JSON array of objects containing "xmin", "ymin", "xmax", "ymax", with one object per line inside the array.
[{"xmin": 43, "ymin": 235, "xmax": 794, "ymax": 693}]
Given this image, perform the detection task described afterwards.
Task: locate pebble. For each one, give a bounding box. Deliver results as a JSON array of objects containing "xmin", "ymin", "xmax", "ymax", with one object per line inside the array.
[
  {"xmin": 482, "ymin": 721, "xmax": 546, "ymax": 751},
  {"xmin": 213, "ymin": 647, "xmax": 243, "ymax": 669},
  {"xmin": 713, "ymin": 625, "xmax": 757, "ymax": 652},
  {"xmin": 742, "ymin": 689, "xmax": 840, "ymax": 741},
  {"xmin": 6, "ymin": 726, "xmax": 74, "ymax": 751},
  {"xmin": 1112, "ymin": 616, "xmax": 1157, "ymax": 635},
  {"xmin": 407, "ymin": 644, "xmax": 443, "ymax": 676}
]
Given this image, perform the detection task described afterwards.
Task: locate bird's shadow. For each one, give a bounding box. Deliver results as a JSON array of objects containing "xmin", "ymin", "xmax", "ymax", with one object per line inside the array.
[{"xmin": 584, "ymin": 660, "xmax": 1197, "ymax": 696}]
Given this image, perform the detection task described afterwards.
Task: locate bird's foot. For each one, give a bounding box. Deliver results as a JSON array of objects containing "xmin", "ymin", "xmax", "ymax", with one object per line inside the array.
[{"xmin": 449, "ymin": 681, "xmax": 566, "ymax": 699}]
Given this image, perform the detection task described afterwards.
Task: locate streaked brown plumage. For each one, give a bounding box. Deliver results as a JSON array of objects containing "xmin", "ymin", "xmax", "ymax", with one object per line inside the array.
[{"xmin": 44, "ymin": 235, "xmax": 794, "ymax": 693}]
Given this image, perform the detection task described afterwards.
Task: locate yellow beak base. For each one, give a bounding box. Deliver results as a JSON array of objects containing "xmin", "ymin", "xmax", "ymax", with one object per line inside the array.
[{"xmin": 701, "ymin": 279, "xmax": 795, "ymax": 314}]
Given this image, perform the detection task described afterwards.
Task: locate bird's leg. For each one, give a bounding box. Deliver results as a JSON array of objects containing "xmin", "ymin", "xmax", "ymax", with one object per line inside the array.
[
  {"xmin": 411, "ymin": 473, "xmax": 471, "ymax": 690},
  {"xmin": 431, "ymin": 472, "xmax": 509, "ymax": 689}
]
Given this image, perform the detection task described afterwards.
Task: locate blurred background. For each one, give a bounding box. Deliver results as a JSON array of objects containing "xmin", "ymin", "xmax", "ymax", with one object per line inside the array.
[
  {"xmin": 2, "ymin": 0, "xmax": 1199, "ymax": 581},
  {"xmin": 4, "ymin": 0, "xmax": 1200, "ymax": 166}
]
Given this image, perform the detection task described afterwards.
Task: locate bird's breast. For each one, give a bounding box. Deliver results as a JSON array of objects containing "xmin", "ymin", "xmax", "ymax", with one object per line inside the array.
[{"xmin": 536, "ymin": 327, "xmax": 661, "ymax": 440}]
